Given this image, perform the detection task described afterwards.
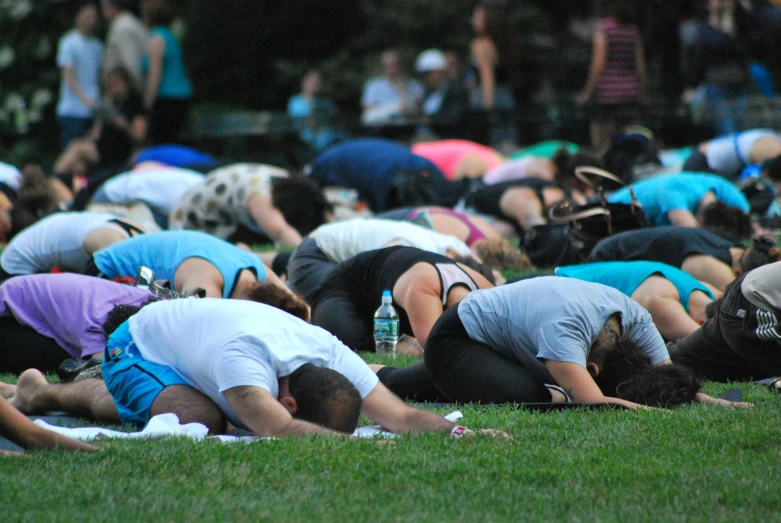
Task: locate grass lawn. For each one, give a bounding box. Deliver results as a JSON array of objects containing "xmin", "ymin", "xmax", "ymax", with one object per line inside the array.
[{"xmin": 2, "ymin": 361, "xmax": 781, "ymax": 522}]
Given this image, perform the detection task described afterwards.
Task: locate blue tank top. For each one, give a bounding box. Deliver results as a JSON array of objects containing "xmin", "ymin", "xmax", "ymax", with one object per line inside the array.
[
  {"xmin": 93, "ymin": 231, "xmax": 266, "ymax": 298},
  {"xmin": 555, "ymin": 261, "xmax": 714, "ymax": 312},
  {"xmin": 142, "ymin": 27, "xmax": 192, "ymax": 99}
]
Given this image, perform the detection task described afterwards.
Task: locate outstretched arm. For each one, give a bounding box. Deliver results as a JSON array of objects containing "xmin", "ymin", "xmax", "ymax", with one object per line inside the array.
[
  {"xmin": 223, "ymin": 385, "xmax": 342, "ymax": 438},
  {"xmin": 545, "ymin": 360, "xmax": 649, "ymax": 410},
  {"xmin": 247, "ymin": 193, "xmax": 303, "ymax": 248},
  {"xmin": 0, "ymin": 397, "xmax": 97, "ymax": 452}
]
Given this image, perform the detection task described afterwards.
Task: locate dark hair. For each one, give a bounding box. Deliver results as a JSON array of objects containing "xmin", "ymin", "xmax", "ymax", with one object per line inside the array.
[
  {"xmin": 452, "ymin": 255, "xmax": 496, "ymax": 285},
  {"xmin": 617, "ymin": 365, "xmax": 701, "ymax": 408},
  {"xmin": 288, "ymin": 364, "xmax": 362, "ymax": 433},
  {"xmin": 700, "ymin": 202, "xmax": 752, "ymax": 242},
  {"xmin": 740, "ymin": 237, "xmax": 781, "ymax": 273},
  {"xmin": 143, "ymin": 0, "xmax": 174, "ymax": 26},
  {"xmin": 271, "ymin": 176, "xmax": 332, "ymax": 237},
  {"xmin": 104, "ymin": 66, "xmax": 140, "ymax": 100},
  {"xmin": 553, "ymin": 149, "xmax": 604, "ymax": 190},
  {"xmin": 7, "ymin": 165, "xmax": 59, "ymax": 240},
  {"xmin": 762, "ymin": 155, "xmax": 781, "ymax": 182},
  {"xmin": 243, "ymin": 283, "xmax": 309, "ymax": 321},
  {"xmin": 602, "ymin": 135, "xmax": 663, "ymax": 184},
  {"xmin": 597, "ymin": 0, "xmax": 639, "ymax": 25},
  {"xmin": 593, "ymin": 340, "xmax": 650, "ymax": 397},
  {"xmin": 102, "ymin": 297, "xmax": 160, "ymax": 338}
]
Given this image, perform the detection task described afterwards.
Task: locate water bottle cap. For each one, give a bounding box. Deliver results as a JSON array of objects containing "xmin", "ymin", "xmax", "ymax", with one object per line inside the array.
[{"xmin": 382, "ymin": 290, "xmax": 391, "ymax": 298}]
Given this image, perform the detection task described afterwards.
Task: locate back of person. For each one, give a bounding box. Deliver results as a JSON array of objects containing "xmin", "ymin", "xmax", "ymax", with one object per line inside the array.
[
  {"xmin": 587, "ymin": 226, "xmax": 737, "ymax": 267},
  {"xmin": 308, "ymin": 139, "xmax": 445, "ymax": 212},
  {"xmin": 148, "ymin": 26, "xmax": 192, "ymax": 99},
  {"xmin": 311, "ymin": 219, "xmax": 471, "ymax": 263},
  {"xmin": 119, "ymin": 298, "xmax": 377, "ymax": 429},
  {"xmin": 92, "ymin": 230, "xmax": 266, "ymax": 298},
  {"xmin": 555, "ymin": 261, "xmax": 714, "ymax": 310},
  {"xmin": 704, "ymin": 129, "xmax": 780, "ymax": 178},
  {"xmin": 597, "ymin": 17, "xmax": 641, "ymax": 104},
  {"xmin": 94, "ymin": 168, "xmax": 204, "ymax": 215},
  {"xmin": 411, "ymin": 140, "xmax": 504, "ymax": 180},
  {"xmin": 1, "ymin": 211, "xmax": 119, "ymax": 275},
  {"xmin": 0, "ymin": 274, "xmax": 154, "ymax": 359}
]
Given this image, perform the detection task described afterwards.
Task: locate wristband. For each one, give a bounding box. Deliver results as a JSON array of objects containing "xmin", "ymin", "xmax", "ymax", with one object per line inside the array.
[{"xmin": 450, "ymin": 425, "xmax": 472, "ymax": 439}]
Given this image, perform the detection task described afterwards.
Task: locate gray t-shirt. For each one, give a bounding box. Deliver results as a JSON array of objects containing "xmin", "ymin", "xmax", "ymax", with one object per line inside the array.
[{"xmin": 457, "ymin": 277, "xmax": 669, "ymax": 385}]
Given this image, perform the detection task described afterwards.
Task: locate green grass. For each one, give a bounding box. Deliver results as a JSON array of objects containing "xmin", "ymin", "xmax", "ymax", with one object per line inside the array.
[{"xmin": 2, "ymin": 368, "xmax": 781, "ymax": 521}]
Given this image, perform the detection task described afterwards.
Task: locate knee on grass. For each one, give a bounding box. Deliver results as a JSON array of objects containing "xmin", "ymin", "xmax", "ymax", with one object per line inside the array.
[{"xmin": 150, "ymin": 385, "xmax": 226, "ymax": 434}]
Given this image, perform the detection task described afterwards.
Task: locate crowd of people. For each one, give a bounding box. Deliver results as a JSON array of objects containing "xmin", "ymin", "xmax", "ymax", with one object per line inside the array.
[{"xmin": 3, "ymin": 0, "xmax": 781, "ymax": 454}]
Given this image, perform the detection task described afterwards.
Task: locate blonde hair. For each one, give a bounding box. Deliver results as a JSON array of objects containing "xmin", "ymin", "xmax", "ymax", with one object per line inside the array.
[{"xmin": 473, "ymin": 237, "xmax": 533, "ymax": 273}]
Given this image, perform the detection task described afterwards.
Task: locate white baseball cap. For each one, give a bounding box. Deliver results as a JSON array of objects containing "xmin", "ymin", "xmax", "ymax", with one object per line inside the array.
[{"xmin": 415, "ymin": 49, "xmax": 447, "ymax": 73}]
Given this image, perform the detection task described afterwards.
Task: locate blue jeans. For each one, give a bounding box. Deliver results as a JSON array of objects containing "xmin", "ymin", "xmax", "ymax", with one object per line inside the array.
[{"xmin": 58, "ymin": 116, "xmax": 92, "ymax": 147}]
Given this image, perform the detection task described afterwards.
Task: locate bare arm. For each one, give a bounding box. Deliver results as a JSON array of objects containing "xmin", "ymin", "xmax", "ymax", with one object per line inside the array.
[
  {"xmin": 361, "ymin": 383, "xmax": 456, "ymax": 434},
  {"xmin": 144, "ymin": 36, "xmax": 165, "ymax": 109},
  {"xmin": 247, "ymin": 193, "xmax": 303, "ymax": 247},
  {"xmin": 667, "ymin": 209, "xmax": 700, "ymax": 228},
  {"xmin": 63, "ymin": 67, "xmax": 97, "ymax": 109},
  {"xmin": 396, "ymin": 284, "xmax": 443, "ymax": 347},
  {"xmin": 472, "ymin": 39, "xmax": 497, "ymax": 109},
  {"xmin": 545, "ymin": 360, "xmax": 649, "ymax": 410},
  {"xmin": 0, "ymin": 397, "xmax": 97, "ymax": 452},
  {"xmin": 578, "ymin": 31, "xmax": 607, "ymax": 105},
  {"xmin": 132, "ymin": 115, "xmax": 148, "ymax": 144},
  {"xmin": 223, "ymin": 385, "xmax": 342, "ymax": 438}
]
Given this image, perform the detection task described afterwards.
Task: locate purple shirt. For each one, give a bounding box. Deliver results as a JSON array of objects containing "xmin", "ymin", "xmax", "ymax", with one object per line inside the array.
[{"xmin": 0, "ymin": 274, "xmax": 155, "ymax": 360}]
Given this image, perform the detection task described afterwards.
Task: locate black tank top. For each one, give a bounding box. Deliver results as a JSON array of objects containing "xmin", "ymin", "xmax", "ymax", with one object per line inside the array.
[
  {"xmin": 311, "ymin": 246, "xmax": 476, "ymax": 336},
  {"xmin": 587, "ymin": 226, "xmax": 740, "ymax": 267}
]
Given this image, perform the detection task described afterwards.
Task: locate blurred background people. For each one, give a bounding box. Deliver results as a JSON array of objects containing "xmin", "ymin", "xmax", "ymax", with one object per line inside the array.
[
  {"xmin": 101, "ymin": 0, "xmax": 148, "ymax": 90},
  {"xmin": 361, "ymin": 49, "xmax": 423, "ymax": 125}
]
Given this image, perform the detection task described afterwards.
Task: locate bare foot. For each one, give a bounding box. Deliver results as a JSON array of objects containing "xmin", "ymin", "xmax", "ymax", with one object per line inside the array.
[
  {"xmin": 368, "ymin": 364, "xmax": 386, "ymax": 374},
  {"xmin": 10, "ymin": 369, "xmax": 48, "ymax": 414},
  {"xmin": 0, "ymin": 382, "xmax": 16, "ymax": 399},
  {"xmin": 396, "ymin": 336, "xmax": 424, "ymax": 358}
]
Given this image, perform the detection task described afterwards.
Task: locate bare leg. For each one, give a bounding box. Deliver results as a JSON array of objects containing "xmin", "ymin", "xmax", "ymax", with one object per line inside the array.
[
  {"xmin": 149, "ymin": 385, "xmax": 226, "ymax": 434},
  {"xmin": 0, "ymin": 382, "xmax": 16, "ymax": 399},
  {"xmin": 10, "ymin": 369, "xmax": 119, "ymax": 423}
]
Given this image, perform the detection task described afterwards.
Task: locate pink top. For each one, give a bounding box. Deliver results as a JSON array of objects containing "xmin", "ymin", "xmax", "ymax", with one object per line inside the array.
[{"xmin": 412, "ymin": 140, "xmax": 504, "ymax": 180}]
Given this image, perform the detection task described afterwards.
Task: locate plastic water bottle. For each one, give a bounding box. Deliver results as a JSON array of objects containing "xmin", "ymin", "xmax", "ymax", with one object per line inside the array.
[{"xmin": 374, "ymin": 290, "xmax": 399, "ymax": 357}]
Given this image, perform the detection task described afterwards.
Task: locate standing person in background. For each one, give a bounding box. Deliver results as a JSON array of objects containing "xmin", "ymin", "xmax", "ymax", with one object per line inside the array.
[
  {"xmin": 361, "ymin": 50, "xmax": 423, "ymax": 125},
  {"xmin": 101, "ymin": 0, "xmax": 148, "ymax": 91},
  {"xmin": 578, "ymin": 0, "xmax": 647, "ymax": 152},
  {"xmin": 470, "ymin": 2, "xmax": 517, "ymax": 146},
  {"xmin": 287, "ymin": 70, "xmax": 340, "ymax": 152},
  {"xmin": 684, "ymin": 0, "xmax": 750, "ymax": 135},
  {"xmin": 56, "ymin": 2, "xmax": 104, "ymax": 147},
  {"xmin": 141, "ymin": 0, "xmax": 193, "ymax": 144}
]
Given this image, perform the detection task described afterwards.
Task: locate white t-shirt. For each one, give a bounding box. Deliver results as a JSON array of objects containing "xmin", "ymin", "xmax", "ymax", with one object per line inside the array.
[
  {"xmin": 95, "ymin": 168, "xmax": 204, "ymax": 214},
  {"xmin": 128, "ymin": 298, "xmax": 379, "ymax": 429},
  {"xmin": 56, "ymin": 31, "xmax": 104, "ymax": 118},
  {"xmin": 0, "ymin": 162, "xmax": 22, "ymax": 191},
  {"xmin": 1, "ymin": 211, "xmax": 120, "ymax": 274},
  {"xmin": 312, "ymin": 218, "xmax": 471, "ymax": 263}
]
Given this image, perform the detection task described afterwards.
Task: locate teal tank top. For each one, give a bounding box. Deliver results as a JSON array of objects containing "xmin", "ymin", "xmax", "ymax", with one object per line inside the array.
[
  {"xmin": 555, "ymin": 261, "xmax": 714, "ymax": 312},
  {"xmin": 93, "ymin": 231, "xmax": 266, "ymax": 298},
  {"xmin": 142, "ymin": 27, "xmax": 192, "ymax": 99}
]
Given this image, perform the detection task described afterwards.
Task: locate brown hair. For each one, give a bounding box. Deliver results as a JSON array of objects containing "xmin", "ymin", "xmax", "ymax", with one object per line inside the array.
[
  {"xmin": 8, "ymin": 165, "xmax": 59, "ymax": 240},
  {"xmin": 244, "ymin": 283, "xmax": 310, "ymax": 321},
  {"xmin": 700, "ymin": 202, "xmax": 752, "ymax": 242},
  {"xmin": 552, "ymin": 147, "xmax": 603, "ymax": 192},
  {"xmin": 740, "ymin": 238, "xmax": 781, "ymax": 273},
  {"xmin": 473, "ymin": 238, "xmax": 533, "ymax": 273},
  {"xmin": 143, "ymin": 0, "xmax": 174, "ymax": 26}
]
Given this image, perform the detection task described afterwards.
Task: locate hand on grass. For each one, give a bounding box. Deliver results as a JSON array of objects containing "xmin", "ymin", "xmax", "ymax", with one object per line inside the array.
[
  {"xmin": 464, "ymin": 429, "xmax": 511, "ymax": 439},
  {"xmin": 696, "ymin": 392, "xmax": 752, "ymax": 409}
]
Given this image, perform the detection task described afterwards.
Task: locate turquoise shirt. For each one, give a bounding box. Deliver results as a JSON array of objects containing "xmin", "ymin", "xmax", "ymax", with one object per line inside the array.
[
  {"xmin": 608, "ymin": 172, "xmax": 750, "ymax": 225},
  {"xmin": 556, "ymin": 261, "xmax": 714, "ymax": 312},
  {"xmin": 93, "ymin": 231, "xmax": 266, "ymax": 299},
  {"xmin": 142, "ymin": 27, "xmax": 192, "ymax": 99}
]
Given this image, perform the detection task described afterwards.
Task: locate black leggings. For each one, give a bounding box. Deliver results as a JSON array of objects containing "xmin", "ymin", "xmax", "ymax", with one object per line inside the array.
[
  {"xmin": 0, "ymin": 317, "xmax": 71, "ymax": 374},
  {"xmin": 311, "ymin": 290, "xmax": 374, "ymax": 353},
  {"xmin": 377, "ymin": 306, "xmax": 552, "ymax": 403},
  {"xmin": 288, "ymin": 238, "xmax": 337, "ymax": 304}
]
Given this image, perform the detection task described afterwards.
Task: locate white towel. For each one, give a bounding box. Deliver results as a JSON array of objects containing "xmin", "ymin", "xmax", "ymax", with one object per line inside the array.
[{"xmin": 33, "ymin": 410, "xmax": 464, "ymax": 443}]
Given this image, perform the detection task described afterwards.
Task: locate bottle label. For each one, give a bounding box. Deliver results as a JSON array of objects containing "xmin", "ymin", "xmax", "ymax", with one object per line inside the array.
[{"xmin": 374, "ymin": 319, "xmax": 399, "ymax": 337}]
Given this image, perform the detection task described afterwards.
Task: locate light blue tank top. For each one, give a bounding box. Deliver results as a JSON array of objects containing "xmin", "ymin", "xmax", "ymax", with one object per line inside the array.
[
  {"xmin": 555, "ymin": 261, "xmax": 713, "ymax": 312},
  {"xmin": 93, "ymin": 231, "xmax": 266, "ymax": 298},
  {"xmin": 142, "ymin": 27, "xmax": 192, "ymax": 99}
]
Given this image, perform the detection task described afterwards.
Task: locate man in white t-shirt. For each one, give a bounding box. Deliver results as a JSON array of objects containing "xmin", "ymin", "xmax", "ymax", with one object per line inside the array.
[
  {"xmin": 56, "ymin": 2, "xmax": 104, "ymax": 147},
  {"xmin": 287, "ymin": 218, "xmax": 473, "ymax": 303},
  {"xmin": 12, "ymin": 299, "xmax": 503, "ymax": 438},
  {"xmin": 101, "ymin": 0, "xmax": 148, "ymax": 90}
]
